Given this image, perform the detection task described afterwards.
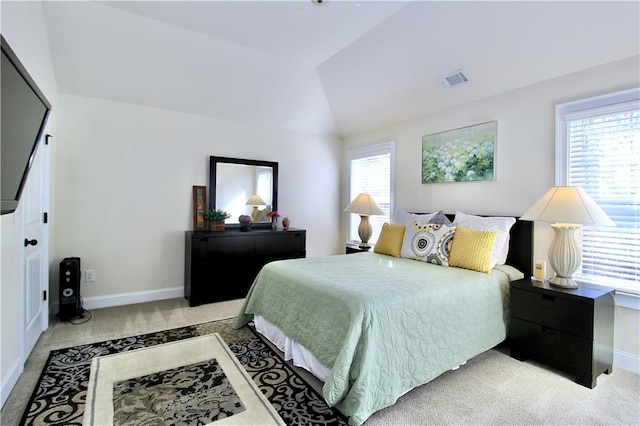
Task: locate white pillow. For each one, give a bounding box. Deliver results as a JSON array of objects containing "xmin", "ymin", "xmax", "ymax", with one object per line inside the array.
[
  {"xmin": 393, "ymin": 208, "xmax": 437, "ymax": 225},
  {"xmin": 453, "ymin": 211, "xmax": 516, "ymax": 268}
]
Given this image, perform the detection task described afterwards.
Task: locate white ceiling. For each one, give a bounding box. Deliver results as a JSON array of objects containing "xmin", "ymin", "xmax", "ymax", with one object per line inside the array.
[{"xmin": 41, "ymin": 1, "xmax": 640, "ymax": 137}]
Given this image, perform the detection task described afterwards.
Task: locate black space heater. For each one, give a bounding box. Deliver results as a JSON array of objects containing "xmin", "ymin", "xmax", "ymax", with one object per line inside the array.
[{"xmin": 58, "ymin": 257, "xmax": 81, "ymax": 320}]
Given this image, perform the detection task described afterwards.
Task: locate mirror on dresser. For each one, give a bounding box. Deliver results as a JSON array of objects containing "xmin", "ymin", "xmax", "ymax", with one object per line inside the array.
[{"xmin": 209, "ymin": 156, "xmax": 278, "ymax": 227}]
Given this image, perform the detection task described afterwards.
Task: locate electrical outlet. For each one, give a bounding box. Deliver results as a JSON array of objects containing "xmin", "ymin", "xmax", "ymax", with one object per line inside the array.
[{"xmin": 85, "ymin": 269, "xmax": 95, "ymax": 282}]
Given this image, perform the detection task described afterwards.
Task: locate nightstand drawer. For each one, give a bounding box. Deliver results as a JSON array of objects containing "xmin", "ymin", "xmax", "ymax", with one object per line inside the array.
[
  {"xmin": 510, "ymin": 317, "xmax": 593, "ymax": 373},
  {"xmin": 511, "ymin": 288, "xmax": 594, "ymax": 339}
]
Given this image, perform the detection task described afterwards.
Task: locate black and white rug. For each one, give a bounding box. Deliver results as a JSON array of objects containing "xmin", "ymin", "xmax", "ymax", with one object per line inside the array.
[
  {"xmin": 20, "ymin": 318, "xmax": 348, "ymax": 426},
  {"xmin": 84, "ymin": 333, "xmax": 284, "ymax": 425}
]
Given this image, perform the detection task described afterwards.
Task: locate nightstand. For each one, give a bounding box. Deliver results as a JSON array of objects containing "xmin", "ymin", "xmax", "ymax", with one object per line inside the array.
[
  {"xmin": 346, "ymin": 243, "xmax": 372, "ymax": 254},
  {"xmin": 509, "ymin": 278, "xmax": 614, "ymax": 388}
]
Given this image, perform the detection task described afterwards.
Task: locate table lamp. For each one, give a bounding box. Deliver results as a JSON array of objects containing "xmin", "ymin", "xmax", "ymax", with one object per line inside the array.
[
  {"xmin": 344, "ymin": 193, "xmax": 385, "ymax": 248},
  {"xmin": 246, "ymin": 194, "xmax": 266, "ymax": 222},
  {"xmin": 520, "ymin": 186, "xmax": 615, "ymax": 288}
]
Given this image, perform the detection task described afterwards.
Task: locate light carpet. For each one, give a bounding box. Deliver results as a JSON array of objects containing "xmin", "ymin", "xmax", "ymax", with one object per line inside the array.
[{"xmin": 6, "ymin": 297, "xmax": 640, "ymax": 426}]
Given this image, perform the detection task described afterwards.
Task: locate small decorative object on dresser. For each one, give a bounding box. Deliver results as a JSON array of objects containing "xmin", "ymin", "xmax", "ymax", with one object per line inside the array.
[
  {"xmin": 239, "ymin": 215, "xmax": 252, "ymax": 231},
  {"xmin": 192, "ymin": 186, "xmax": 207, "ymax": 232},
  {"xmin": 267, "ymin": 210, "xmax": 280, "ymax": 230},
  {"xmin": 509, "ymin": 278, "xmax": 614, "ymax": 388},
  {"xmin": 204, "ymin": 209, "xmax": 231, "ymax": 232},
  {"xmin": 282, "ymin": 217, "xmax": 290, "ymax": 229}
]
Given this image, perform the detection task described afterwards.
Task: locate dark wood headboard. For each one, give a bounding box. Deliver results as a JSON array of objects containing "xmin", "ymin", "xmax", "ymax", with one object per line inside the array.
[
  {"xmin": 504, "ymin": 218, "xmax": 533, "ymax": 278},
  {"xmin": 440, "ymin": 213, "xmax": 533, "ymax": 278}
]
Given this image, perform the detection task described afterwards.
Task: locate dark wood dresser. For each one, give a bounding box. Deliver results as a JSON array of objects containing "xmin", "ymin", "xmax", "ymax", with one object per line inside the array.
[
  {"xmin": 509, "ymin": 278, "xmax": 614, "ymax": 388},
  {"xmin": 185, "ymin": 228, "xmax": 306, "ymax": 306}
]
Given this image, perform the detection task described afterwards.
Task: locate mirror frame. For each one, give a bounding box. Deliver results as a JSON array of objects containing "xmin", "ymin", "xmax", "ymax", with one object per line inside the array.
[{"xmin": 209, "ymin": 156, "xmax": 278, "ymax": 228}]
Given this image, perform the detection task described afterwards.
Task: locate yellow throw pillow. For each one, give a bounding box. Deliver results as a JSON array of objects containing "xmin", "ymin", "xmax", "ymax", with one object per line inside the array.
[
  {"xmin": 374, "ymin": 223, "xmax": 406, "ymax": 257},
  {"xmin": 448, "ymin": 225, "xmax": 498, "ymax": 273}
]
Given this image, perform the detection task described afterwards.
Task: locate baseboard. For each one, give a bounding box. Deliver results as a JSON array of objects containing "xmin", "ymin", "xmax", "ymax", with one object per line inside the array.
[
  {"xmin": 614, "ymin": 349, "xmax": 640, "ymax": 375},
  {"xmin": 1, "ymin": 356, "xmax": 23, "ymax": 409},
  {"xmin": 59, "ymin": 287, "xmax": 184, "ymax": 311}
]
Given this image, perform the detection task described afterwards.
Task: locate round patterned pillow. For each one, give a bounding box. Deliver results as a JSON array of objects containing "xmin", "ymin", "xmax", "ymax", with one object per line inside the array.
[{"xmin": 401, "ymin": 222, "xmax": 456, "ymax": 265}]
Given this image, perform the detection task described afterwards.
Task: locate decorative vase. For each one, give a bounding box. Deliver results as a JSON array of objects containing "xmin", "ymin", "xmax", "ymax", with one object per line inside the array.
[
  {"xmin": 282, "ymin": 217, "xmax": 290, "ymax": 229},
  {"xmin": 271, "ymin": 217, "xmax": 278, "ymax": 230}
]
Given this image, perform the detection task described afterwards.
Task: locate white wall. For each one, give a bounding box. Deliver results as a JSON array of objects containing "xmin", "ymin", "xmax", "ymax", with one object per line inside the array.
[
  {"xmin": 52, "ymin": 94, "xmax": 342, "ymax": 307},
  {"xmin": 1, "ymin": 2, "xmax": 341, "ymax": 406},
  {"xmin": 343, "ymin": 55, "xmax": 640, "ymax": 373},
  {"xmin": 1, "ymin": 1, "xmax": 58, "ymax": 407}
]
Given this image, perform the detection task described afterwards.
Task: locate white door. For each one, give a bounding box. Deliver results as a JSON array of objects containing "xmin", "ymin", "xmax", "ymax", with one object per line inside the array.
[{"xmin": 21, "ymin": 137, "xmax": 49, "ymax": 360}]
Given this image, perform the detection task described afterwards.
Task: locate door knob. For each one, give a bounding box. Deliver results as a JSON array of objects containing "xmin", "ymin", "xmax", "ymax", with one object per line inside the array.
[{"xmin": 24, "ymin": 238, "xmax": 38, "ymax": 247}]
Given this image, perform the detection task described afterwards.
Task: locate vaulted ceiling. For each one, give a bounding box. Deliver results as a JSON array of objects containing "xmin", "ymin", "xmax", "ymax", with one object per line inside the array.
[{"xmin": 41, "ymin": 1, "xmax": 640, "ymax": 137}]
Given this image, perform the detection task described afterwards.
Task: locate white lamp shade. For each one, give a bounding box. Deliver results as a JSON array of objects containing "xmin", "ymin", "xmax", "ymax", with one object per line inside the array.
[
  {"xmin": 246, "ymin": 194, "xmax": 267, "ymax": 206},
  {"xmin": 344, "ymin": 193, "xmax": 385, "ymax": 216},
  {"xmin": 520, "ymin": 186, "xmax": 615, "ymax": 226}
]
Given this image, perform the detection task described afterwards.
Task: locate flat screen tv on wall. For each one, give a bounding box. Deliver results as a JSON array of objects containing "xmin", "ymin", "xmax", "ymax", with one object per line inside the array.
[{"xmin": 1, "ymin": 34, "xmax": 52, "ymax": 215}]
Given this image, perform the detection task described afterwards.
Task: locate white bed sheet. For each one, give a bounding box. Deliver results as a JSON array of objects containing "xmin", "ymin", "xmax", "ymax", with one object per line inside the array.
[{"xmin": 254, "ymin": 315, "xmax": 331, "ymax": 382}]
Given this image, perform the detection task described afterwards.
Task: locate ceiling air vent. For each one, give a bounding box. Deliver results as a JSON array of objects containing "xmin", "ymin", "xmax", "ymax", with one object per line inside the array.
[{"xmin": 439, "ymin": 69, "xmax": 469, "ymax": 88}]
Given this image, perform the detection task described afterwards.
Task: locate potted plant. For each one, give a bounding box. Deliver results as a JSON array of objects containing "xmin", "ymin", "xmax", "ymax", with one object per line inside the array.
[{"xmin": 204, "ymin": 209, "xmax": 231, "ymax": 232}]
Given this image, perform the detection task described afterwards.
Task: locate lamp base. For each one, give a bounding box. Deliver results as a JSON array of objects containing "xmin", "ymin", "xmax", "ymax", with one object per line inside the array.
[
  {"xmin": 549, "ymin": 276, "xmax": 578, "ymax": 289},
  {"xmin": 548, "ymin": 223, "xmax": 581, "ymax": 290},
  {"xmin": 357, "ymin": 215, "xmax": 373, "ymax": 250}
]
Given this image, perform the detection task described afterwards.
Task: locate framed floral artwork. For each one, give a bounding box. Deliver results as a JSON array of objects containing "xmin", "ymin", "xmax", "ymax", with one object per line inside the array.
[
  {"xmin": 192, "ymin": 185, "xmax": 207, "ymax": 232},
  {"xmin": 421, "ymin": 121, "xmax": 496, "ymax": 183}
]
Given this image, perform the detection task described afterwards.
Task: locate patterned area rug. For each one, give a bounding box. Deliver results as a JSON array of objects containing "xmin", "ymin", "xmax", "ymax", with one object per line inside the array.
[
  {"xmin": 20, "ymin": 318, "xmax": 349, "ymax": 426},
  {"xmin": 85, "ymin": 333, "xmax": 284, "ymax": 425}
]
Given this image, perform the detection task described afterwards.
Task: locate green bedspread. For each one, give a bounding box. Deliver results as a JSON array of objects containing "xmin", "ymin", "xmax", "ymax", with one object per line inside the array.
[{"xmin": 234, "ymin": 252, "xmax": 521, "ymax": 425}]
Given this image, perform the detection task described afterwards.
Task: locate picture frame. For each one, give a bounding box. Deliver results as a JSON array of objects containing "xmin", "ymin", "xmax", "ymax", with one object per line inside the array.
[
  {"xmin": 192, "ymin": 185, "xmax": 207, "ymax": 232},
  {"xmin": 421, "ymin": 121, "xmax": 496, "ymax": 184}
]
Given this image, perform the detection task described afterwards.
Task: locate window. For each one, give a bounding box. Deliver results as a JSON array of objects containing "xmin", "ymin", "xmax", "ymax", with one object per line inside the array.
[
  {"xmin": 346, "ymin": 142, "xmax": 394, "ymax": 245},
  {"xmin": 255, "ymin": 166, "xmax": 273, "ymax": 207},
  {"xmin": 556, "ymin": 88, "xmax": 640, "ymax": 290}
]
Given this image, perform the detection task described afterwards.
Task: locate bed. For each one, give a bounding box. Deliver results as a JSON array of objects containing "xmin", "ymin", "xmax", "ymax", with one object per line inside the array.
[{"xmin": 233, "ymin": 213, "xmax": 532, "ymax": 425}]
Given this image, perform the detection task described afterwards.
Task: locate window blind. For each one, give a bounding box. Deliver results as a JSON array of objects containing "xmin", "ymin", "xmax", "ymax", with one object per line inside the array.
[
  {"xmin": 563, "ymin": 97, "xmax": 640, "ymax": 286},
  {"xmin": 256, "ymin": 167, "xmax": 273, "ymax": 206},
  {"xmin": 347, "ymin": 143, "xmax": 393, "ymax": 245}
]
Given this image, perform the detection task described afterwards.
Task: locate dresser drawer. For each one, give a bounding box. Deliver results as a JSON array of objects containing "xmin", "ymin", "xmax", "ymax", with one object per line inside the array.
[
  {"xmin": 255, "ymin": 232, "xmax": 305, "ymax": 255},
  {"xmin": 511, "ymin": 287, "xmax": 594, "ymax": 339},
  {"xmin": 204, "ymin": 236, "xmax": 253, "ymax": 255}
]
